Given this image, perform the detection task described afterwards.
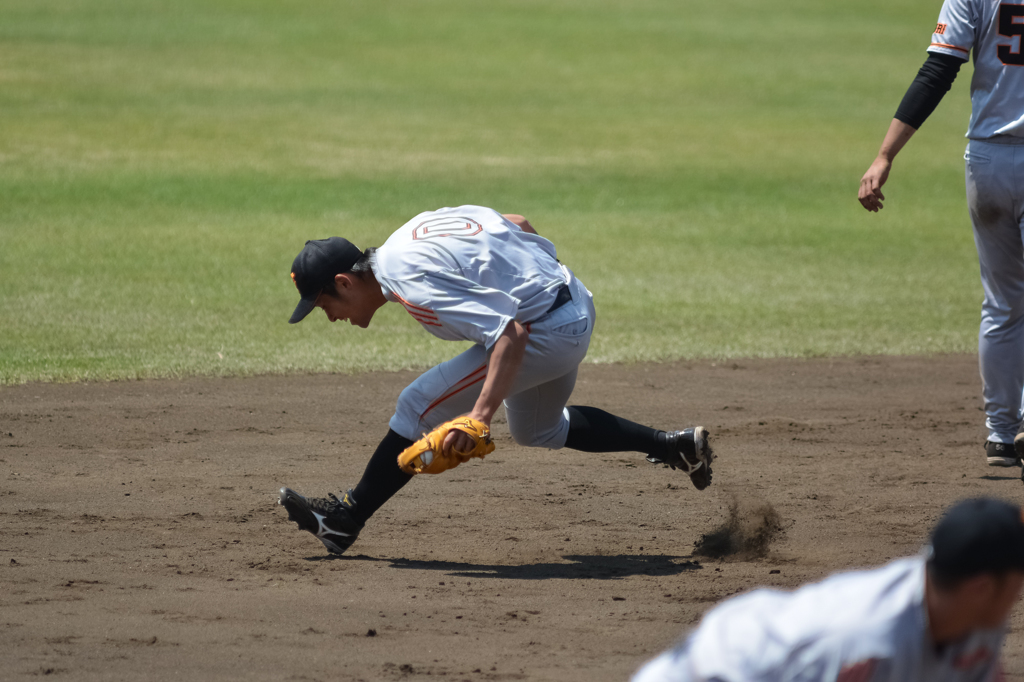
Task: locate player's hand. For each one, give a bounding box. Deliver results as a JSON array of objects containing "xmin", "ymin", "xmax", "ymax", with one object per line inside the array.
[
  {"xmin": 443, "ymin": 414, "xmax": 490, "ymax": 457},
  {"xmin": 858, "ymin": 157, "xmax": 891, "ymax": 212},
  {"xmin": 399, "ymin": 417, "xmax": 495, "ymax": 475},
  {"xmin": 443, "ymin": 429, "xmax": 475, "ymax": 457}
]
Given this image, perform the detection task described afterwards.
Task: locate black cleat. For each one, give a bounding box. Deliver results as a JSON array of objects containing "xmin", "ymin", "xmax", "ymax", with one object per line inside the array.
[
  {"xmin": 985, "ymin": 441, "xmax": 1021, "ymax": 468},
  {"xmin": 647, "ymin": 426, "xmax": 714, "ymax": 490},
  {"xmin": 278, "ymin": 487, "xmax": 363, "ymax": 554}
]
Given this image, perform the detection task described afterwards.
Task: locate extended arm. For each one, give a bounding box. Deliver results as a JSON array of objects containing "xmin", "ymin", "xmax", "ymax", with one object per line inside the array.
[
  {"xmin": 858, "ymin": 53, "xmax": 964, "ymax": 212},
  {"xmin": 443, "ymin": 319, "xmax": 530, "ymax": 454},
  {"xmin": 858, "ymin": 119, "xmax": 918, "ymax": 212}
]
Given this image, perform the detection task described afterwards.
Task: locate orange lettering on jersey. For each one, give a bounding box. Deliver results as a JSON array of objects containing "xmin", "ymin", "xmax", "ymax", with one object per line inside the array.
[{"xmin": 935, "ymin": 22, "xmax": 948, "ymax": 35}]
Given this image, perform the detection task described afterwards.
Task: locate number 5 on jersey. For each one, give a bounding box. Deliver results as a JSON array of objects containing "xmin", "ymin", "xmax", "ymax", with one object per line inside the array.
[{"xmin": 999, "ymin": 3, "xmax": 1024, "ymax": 66}]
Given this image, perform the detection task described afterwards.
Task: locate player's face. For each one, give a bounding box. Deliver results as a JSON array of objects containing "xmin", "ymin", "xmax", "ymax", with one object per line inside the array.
[
  {"xmin": 979, "ymin": 570, "xmax": 1024, "ymax": 628},
  {"xmin": 314, "ymin": 275, "xmax": 379, "ymax": 328}
]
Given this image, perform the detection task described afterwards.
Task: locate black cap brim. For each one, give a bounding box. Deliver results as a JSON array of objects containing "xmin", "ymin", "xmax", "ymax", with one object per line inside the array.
[
  {"xmin": 288, "ymin": 237, "xmax": 362, "ymax": 324},
  {"xmin": 289, "ymin": 295, "xmax": 318, "ymax": 324}
]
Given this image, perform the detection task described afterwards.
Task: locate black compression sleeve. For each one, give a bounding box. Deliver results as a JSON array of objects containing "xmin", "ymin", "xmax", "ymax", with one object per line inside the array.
[
  {"xmin": 350, "ymin": 429, "xmax": 414, "ymax": 523},
  {"xmin": 564, "ymin": 405, "xmax": 668, "ymax": 457},
  {"xmin": 894, "ymin": 53, "xmax": 965, "ymax": 129}
]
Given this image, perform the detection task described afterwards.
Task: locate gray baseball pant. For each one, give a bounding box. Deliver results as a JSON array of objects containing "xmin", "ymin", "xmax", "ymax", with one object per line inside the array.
[{"xmin": 966, "ymin": 136, "xmax": 1024, "ymax": 443}]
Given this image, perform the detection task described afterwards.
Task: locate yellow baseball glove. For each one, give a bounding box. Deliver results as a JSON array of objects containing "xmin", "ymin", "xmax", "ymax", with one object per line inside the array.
[{"xmin": 397, "ymin": 416, "xmax": 496, "ymax": 475}]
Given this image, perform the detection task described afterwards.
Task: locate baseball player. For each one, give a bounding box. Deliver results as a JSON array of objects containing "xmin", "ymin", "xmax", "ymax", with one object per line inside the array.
[
  {"xmin": 632, "ymin": 497, "xmax": 1024, "ymax": 682},
  {"xmin": 278, "ymin": 205, "xmax": 715, "ymax": 555},
  {"xmin": 858, "ymin": 0, "xmax": 1024, "ymax": 469}
]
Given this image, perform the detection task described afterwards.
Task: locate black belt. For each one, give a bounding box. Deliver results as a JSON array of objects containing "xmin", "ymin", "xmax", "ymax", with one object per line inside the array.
[
  {"xmin": 545, "ymin": 283, "xmax": 572, "ymax": 314},
  {"xmin": 986, "ymin": 135, "xmax": 1024, "ymax": 146}
]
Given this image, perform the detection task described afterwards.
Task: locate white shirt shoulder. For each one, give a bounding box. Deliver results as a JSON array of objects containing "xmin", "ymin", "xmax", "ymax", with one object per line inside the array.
[
  {"xmin": 372, "ymin": 206, "xmax": 567, "ymax": 347},
  {"xmin": 928, "ymin": 0, "xmax": 1024, "ymax": 138}
]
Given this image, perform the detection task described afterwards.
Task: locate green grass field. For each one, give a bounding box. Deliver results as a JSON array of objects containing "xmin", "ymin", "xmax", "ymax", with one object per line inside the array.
[{"xmin": 0, "ymin": 0, "xmax": 981, "ymax": 384}]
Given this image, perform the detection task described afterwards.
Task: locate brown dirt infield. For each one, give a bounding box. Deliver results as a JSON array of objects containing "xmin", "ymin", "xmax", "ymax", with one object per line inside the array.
[{"xmin": 3, "ymin": 354, "xmax": 1024, "ymax": 681}]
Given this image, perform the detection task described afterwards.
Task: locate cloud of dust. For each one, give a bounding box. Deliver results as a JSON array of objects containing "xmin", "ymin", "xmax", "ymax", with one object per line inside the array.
[{"xmin": 693, "ymin": 494, "xmax": 783, "ymax": 561}]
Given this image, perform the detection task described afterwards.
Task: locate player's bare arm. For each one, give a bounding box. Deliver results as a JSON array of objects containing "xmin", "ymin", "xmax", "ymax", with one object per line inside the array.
[
  {"xmin": 443, "ymin": 319, "xmax": 529, "ymax": 456},
  {"xmin": 860, "ymin": 51, "xmax": 962, "ymax": 212},
  {"xmin": 502, "ymin": 213, "xmax": 538, "ymax": 234},
  {"xmin": 859, "ymin": 51, "xmax": 964, "ymax": 213},
  {"xmin": 859, "ymin": 119, "xmax": 917, "ymax": 212}
]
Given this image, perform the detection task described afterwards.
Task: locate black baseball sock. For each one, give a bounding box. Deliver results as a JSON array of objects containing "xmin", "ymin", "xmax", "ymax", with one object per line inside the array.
[
  {"xmin": 563, "ymin": 405, "xmax": 668, "ymax": 458},
  {"xmin": 349, "ymin": 429, "xmax": 414, "ymax": 524}
]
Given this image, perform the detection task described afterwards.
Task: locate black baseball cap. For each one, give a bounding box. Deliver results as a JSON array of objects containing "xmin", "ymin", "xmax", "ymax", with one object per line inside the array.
[
  {"xmin": 288, "ymin": 237, "xmax": 363, "ymax": 324},
  {"xmin": 928, "ymin": 498, "xmax": 1024, "ymax": 578}
]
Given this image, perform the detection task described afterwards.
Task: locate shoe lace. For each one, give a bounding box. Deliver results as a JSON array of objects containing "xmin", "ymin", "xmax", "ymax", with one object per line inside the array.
[{"xmin": 306, "ymin": 492, "xmax": 344, "ymax": 515}]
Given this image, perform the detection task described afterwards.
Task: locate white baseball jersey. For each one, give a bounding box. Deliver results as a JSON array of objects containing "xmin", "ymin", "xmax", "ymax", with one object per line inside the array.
[
  {"xmin": 371, "ymin": 205, "xmax": 569, "ymax": 349},
  {"xmin": 632, "ymin": 557, "xmax": 1005, "ymax": 682},
  {"xmin": 928, "ymin": 0, "xmax": 1024, "ymax": 138}
]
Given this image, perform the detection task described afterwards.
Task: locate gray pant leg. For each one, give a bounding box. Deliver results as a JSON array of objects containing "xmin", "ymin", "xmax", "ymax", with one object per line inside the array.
[
  {"xmin": 502, "ymin": 278, "xmax": 595, "ymax": 449},
  {"xmin": 967, "ymin": 140, "xmax": 1024, "ymax": 443},
  {"xmin": 504, "ymin": 367, "xmax": 579, "ymax": 449}
]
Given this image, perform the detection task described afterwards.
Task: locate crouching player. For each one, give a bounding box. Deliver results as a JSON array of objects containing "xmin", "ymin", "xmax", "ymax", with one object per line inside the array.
[{"xmin": 278, "ymin": 205, "xmax": 716, "ymax": 555}]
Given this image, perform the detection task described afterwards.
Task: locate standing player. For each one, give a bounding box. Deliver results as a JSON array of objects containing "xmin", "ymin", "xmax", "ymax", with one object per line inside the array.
[
  {"xmin": 858, "ymin": 0, "xmax": 1024, "ymax": 468},
  {"xmin": 278, "ymin": 205, "xmax": 715, "ymax": 555},
  {"xmin": 632, "ymin": 497, "xmax": 1024, "ymax": 682}
]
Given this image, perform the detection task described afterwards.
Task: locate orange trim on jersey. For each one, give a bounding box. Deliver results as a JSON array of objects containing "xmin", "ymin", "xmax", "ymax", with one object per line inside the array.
[
  {"xmin": 400, "ymin": 300, "xmax": 436, "ymax": 315},
  {"xmin": 400, "ymin": 304, "xmax": 438, "ymax": 321},
  {"xmin": 405, "ymin": 309, "xmax": 441, "ymax": 324},
  {"xmin": 401, "ymin": 307, "xmax": 440, "ymax": 324},
  {"xmin": 389, "ymin": 290, "xmax": 442, "ymax": 326},
  {"xmin": 930, "ymin": 42, "xmax": 970, "ymax": 53},
  {"xmin": 420, "ymin": 365, "xmax": 488, "ymax": 418},
  {"xmin": 391, "ymin": 291, "xmax": 436, "ymax": 315}
]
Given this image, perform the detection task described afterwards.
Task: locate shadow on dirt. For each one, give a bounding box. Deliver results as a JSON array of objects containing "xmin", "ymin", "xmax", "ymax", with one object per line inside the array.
[
  {"xmin": 315, "ymin": 553, "xmax": 702, "ymax": 580},
  {"xmin": 978, "ymin": 474, "xmax": 1022, "ymax": 481}
]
